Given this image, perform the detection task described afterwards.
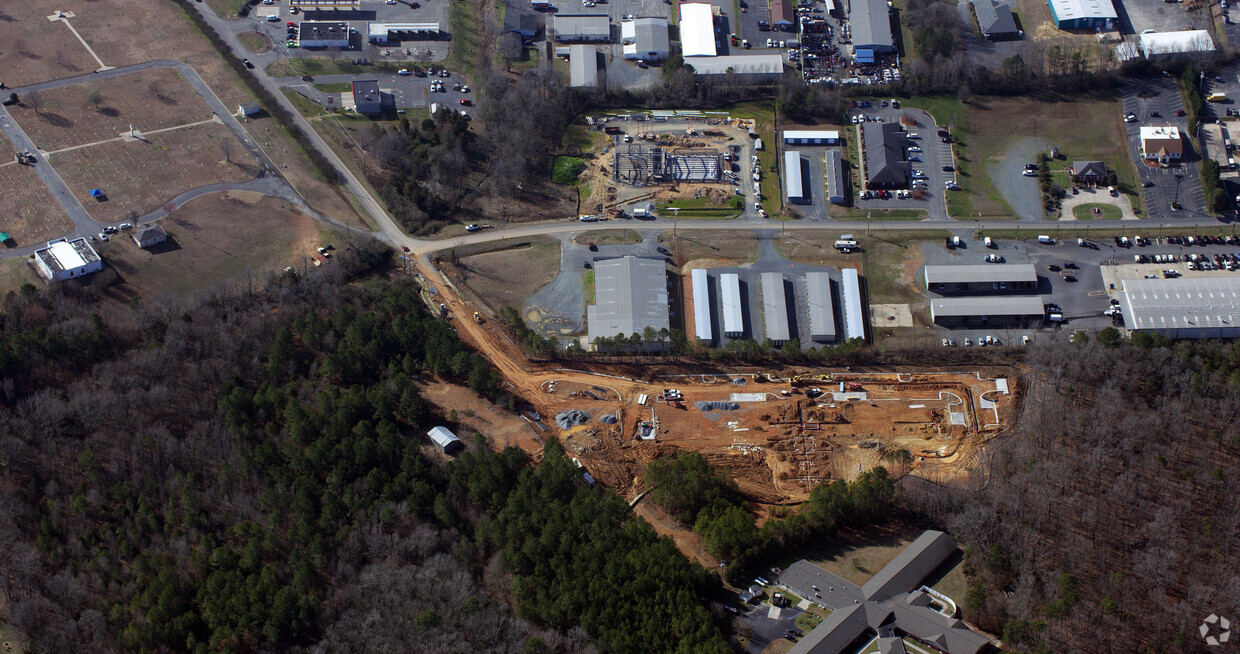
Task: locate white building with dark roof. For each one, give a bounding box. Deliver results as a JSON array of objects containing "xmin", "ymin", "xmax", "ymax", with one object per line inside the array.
[{"xmin": 34, "ymin": 238, "xmax": 103, "ymax": 281}]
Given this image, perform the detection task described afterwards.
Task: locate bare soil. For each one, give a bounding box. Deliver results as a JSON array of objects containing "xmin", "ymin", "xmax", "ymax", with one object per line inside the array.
[
  {"xmin": 91, "ymin": 191, "xmax": 321, "ymax": 305},
  {"xmin": 0, "ymin": 5, "xmax": 98, "ymax": 87},
  {"xmin": 660, "ymin": 229, "xmax": 759, "ymax": 266},
  {"xmin": 0, "ymin": 163, "xmax": 75, "ymax": 247},
  {"xmin": 52, "ymin": 122, "xmax": 256, "ymax": 224},
  {"xmin": 10, "ymin": 68, "xmax": 212, "ymax": 151},
  {"xmin": 418, "ymin": 382, "xmax": 544, "ymax": 455}
]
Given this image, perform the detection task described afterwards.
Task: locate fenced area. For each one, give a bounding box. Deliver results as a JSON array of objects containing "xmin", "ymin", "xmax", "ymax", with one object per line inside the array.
[{"xmin": 613, "ymin": 144, "xmax": 722, "ymax": 186}]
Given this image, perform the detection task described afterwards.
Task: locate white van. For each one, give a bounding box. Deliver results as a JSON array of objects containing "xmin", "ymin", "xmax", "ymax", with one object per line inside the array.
[
  {"xmin": 984, "ymin": 236, "xmax": 993, "ymax": 248},
  {"xmin": 1038, "ymin": 235, "xmax": 1053, "ymax": 244}
]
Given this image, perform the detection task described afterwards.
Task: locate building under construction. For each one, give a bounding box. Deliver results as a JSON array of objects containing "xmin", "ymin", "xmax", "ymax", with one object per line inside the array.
[{"xmin": 614, "ymin": 144, "xmax": 722, "ymax": 186}]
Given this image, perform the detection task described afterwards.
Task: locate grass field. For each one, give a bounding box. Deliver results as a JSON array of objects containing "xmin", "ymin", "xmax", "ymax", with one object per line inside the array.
[
  {"xmin": 659, "ymin": 230, "xmax": 759, "ymax": 264},
  {"xmin": 312, "ymin": 82, "xmax": 353, "ymax": 94},
  {"xmin": 583, "ymin": 269, "xmax": 595, "ymax": 304},
  {"xmin": 53, "ymin": 122, "xmax": 256, "ymax": 224},
  {"xmin": 832, "ymin": 208, "xmax": 928, "ymax": 221},
  {"xmin": 11, "ymin": 68, "xmax": 213, "ymax": 151},
  {"xmin": 795, "ymin": 605, "xmax": 831, "ymax": 634},
  {"xmin": 0, "ymin": 5, "xmax": 99, "ymax": 87},
  {"xmin": 574, "ymin": 230, "xmax": 642, "ymax": 245},
  {"xmin": 1072, "ymin": 202, "xmax": 1122, "ymax": 220},
  {"xmin": 552, "ymin": 156, "xmax": 587, "ymax": 184},
  {"xmin": 0, "ymin": 259, "xmax": 34, "ymax": 299},
  {"xmin": 774, "ymin": 231, "xmax": 948, "ymax": 305},
  {"xmin": 0, "ymin": 163, "xmax": 75, "ymax": 247},
  {"xmin": 93, "ymin": 191, "xmax": 323, "ymax": 302},
  {"xmin": 454, "ymin": 237, "xmax": 561, "ymax": 311},
  {"xmin": 237, "ymin": 31, "xmax": 269, "ymax": 54},
  {"xmin": 266, "ymin": 59, "xmax": 407, "ymax": 78}
]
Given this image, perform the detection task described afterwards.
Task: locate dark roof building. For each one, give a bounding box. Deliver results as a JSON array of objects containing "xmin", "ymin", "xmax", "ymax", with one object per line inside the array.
[
  {"xmin": 552, "ymin": 14, "xmax": 611, "ymax": 42},
  {"xmin": 1070, "ymin": 160, "xmax": 1107, "ymax": 185},
  {"xmin": 351, "ymin": 80, "xmax": 383, "ymax": 114},
  {"xmin": 930, "ymin": 297, "xmax": 1046, "ymax": 327},
  {"xmin": 862, "ymin": 122, "xmax": 907, "ymax": 189},
  {"xmin": 785, "ymin": 531, "xmax": 994, "ymax": 654},
  {"xmin": 924, "ymin": 264, "xmax": 1038, "ymax": 294},
  {"xmin": 974, "ymin": 0, "xmax": 1019, "ymax": 39},
  {"xmin": 770, "ymin": 0, "xmax": 795, "ymax": 28}
]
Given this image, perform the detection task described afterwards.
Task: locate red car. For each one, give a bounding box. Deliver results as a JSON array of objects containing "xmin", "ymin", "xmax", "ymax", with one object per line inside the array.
[
  {"xmin": 459, "ymin": 99, "xmax": 472, "ymax": 106},
  {"xmin": 287, "ymin": 21, "xmax": 296, "ymax": 26}
]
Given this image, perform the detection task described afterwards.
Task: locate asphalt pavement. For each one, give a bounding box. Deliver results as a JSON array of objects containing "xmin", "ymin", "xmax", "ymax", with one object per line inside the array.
[
  {"xmin": 1121, "ymin": 77, "xmax": 1207, "ymax": 220},
  {"xmin": 850, "ymin": 106, "xmax": 953, "ymax": 221}
]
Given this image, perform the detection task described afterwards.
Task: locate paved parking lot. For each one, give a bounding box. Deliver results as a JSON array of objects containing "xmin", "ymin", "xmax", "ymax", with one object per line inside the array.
[
  {"xmin": 849, "ymin": 106, "xmax": 952, "ymax": 220},
  {"xmin": 1120, "ymin": 0, "xmax": 1208, "ymax": 34},
  {"xmin": 1121, "ymin": 78, "xmax": 1206, "ymax": 220},
  {"xmin": 247, "ymin": 0, "xmax": 452, "ymax": 66},
  {"xmin": 783, "ymin": 146, "xmax": 836, "ymax": 220},
  {"xmin": 276, "ymin": 69, "xmax": 471, "ymax": 111}
]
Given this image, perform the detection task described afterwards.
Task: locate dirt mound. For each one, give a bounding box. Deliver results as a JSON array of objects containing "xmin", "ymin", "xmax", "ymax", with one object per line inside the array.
[
  {"xmin": 599, "ymin": 414, "xmax": 618, "ymax": 424},
  {"xmin": 697, "ymin": 401, "xmax": 740, "ymax": 412}
]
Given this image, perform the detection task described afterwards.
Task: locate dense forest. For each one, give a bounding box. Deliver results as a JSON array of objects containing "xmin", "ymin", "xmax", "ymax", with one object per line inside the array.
[
  {"xmin": 0, "ymin": 249, "xmax": 727, "ymax": 653},
  {"xmin": 906, "ymin": 338, "xmax": 1240, "ymax": 653}
]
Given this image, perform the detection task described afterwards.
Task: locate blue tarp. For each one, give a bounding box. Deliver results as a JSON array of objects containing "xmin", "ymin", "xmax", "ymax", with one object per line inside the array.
[{"xmin": 89, "ymin": 188, "xmax": 103, "ymax": 197}]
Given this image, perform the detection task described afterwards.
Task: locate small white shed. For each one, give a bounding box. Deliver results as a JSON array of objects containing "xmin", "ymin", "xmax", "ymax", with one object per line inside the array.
[{"xmin": 426, "ymin": 426, "xmax": 463, "ymax": 454}]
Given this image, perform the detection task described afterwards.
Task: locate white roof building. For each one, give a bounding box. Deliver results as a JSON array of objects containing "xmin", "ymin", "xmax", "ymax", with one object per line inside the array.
[
  {"xmin": 1139, "ymin": 30, "xmax": 1215, "ymax": 58},
  {"xmin": 1119, "ymin": 276, "xmax": 1240, "ymax": 339},
  {"xmin": 784, "ymin": 150, "xmax": 805, "ymax": 203},
  {"xmin": 783, "ymin": 130, "xmax": 840, "ymax": 144},
  {"xmin": 679, "ymin": 2, "xmax": 716, "ymax": 57},
  {"xmin": 685, "ymin": 54, "xmax": 784, "ymax": 76},
  {"xmin": 427, "ymin": 426, "xmax": 464, "ymax": 453},
  {"xmin": 569, "ymin": 44, "xmax": 599, "ymax": 87},
  {"xmin": 34, "ymin": 238, "xmax": 103, "ymax": 282},
  {"xmin": 721, "ymin": 272, "xmax": 745, "ymax": 336},
  {"xmin": 691, "ymin": 268, "xmax": 713, "ymax": 341},
  {"xmin": 621, "ymin": 17, "xmax": 670, "ymax": 60}
]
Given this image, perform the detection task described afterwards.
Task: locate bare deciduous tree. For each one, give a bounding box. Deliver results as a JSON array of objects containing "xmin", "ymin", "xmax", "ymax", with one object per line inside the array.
[
  {"xmin": 26, "ymin": 90, "xmax": 42, "ymax": 115},
  {"xmin": 220, "ymin": 138, "xmax": 234, "ymax": 164}
]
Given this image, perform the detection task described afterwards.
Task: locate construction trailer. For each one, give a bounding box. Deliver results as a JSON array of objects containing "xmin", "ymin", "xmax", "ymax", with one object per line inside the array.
[
  {"xmin": 721, "ymin": 272, "xmax": 745, "ymax": 337},
  {"xmin": 691, "ymin": 268, "xmax": 713, "ymax": 342},
  {"xmin": 760, "ymin": 272, "xmax": 792, "ymax": 345},
  {"xmin": 805, "ymin": 272, "xmax": 838, "ymax": 342},
  {"xmin": 841, "ymin": 268, "xmax": 866, "ymax": 341}
]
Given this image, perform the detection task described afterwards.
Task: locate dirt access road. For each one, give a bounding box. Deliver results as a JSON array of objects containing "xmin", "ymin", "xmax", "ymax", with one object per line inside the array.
[{"xmin": 422, "ymin": 264, "xmax": 1019, "ymax": 505}]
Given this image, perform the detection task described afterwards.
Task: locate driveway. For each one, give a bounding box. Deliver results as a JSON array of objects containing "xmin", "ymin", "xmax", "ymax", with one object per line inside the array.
[
  {"xmin": 1059, "ymin": 187, "xmax": 1139, "ymax": 221},
  {"xmin": 739, "ymin": 601, "xmax": 803, "ymax": 654}
]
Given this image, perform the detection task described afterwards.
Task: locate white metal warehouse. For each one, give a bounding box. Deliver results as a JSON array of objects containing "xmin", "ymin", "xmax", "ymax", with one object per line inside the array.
[
  {"xmin": 930, "ymin": 297, "xmax": 1045, "ymax": 328},
  {"xmin": 805, "ymin": 272, "xmax": 837, "ymax": 342},
  {"xmin": 783, "ymin": 130, "xmax": 840, "ymax": 145},
  {"xmin": 586, "ymin": 256, "xmax": 670, "ymax": 347},
  {"xmin": 760, "ymin": 272, "xmax": 791, "ymax": 344},
  {"xmin": 1138, "ymin": 30, "xmax": 1215, "ymax": 58},
  {"xmin": 824, "ymin": 150, "xmax": 845, "ymax": 205},
  {"xmin": 622, "ymin": 17, "xmax": 670, "ymax": 60},
  {"xmin": 784, "ymin": 150, "xmax": 805, "ymax": 204},
  {"xmin": 841, "ymin": 268, "xmax": 866, "ymax": 341},
  {"xmin": 721, "ymin": 273, "xmax": 745, "ymax": 337},
  {"xmin": 692, "ymin": 268, "xmax": 713, "ymax": 341},
  {"xmin": 848, "ymin": 0, "xmax": 894, "ymax": 62},
  {"xmin": 679, "ymin": 2, "xmax": 717, "ymax": 57},
  {"xmin": 426, "ymin": 426, "xmax": 464, "ymax": 454},
  {"xmin": 1119, "ymin": 276, "xmax": 1240, "ymax": 339}
]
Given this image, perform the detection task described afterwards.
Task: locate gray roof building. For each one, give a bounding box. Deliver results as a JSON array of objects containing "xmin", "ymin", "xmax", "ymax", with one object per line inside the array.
[
  {"xmin": 930, "ymin": 296, "xmax": 1046, "ymax": 326},
  {"xmin": 924, "ymin": 263, "xmax": 1038, "ymax": 288},
  {"xmin": 786, "ymin": 531, "xmax": 993, "ymax": 654},
  {"xmin": 760, "ymin": 272, "xmax": 791, "ymax": 344},
  {"xmin": 974, "ymin": 0, "xmax": 1018, "ymax": 38},
  {"xmin": 685, "ymin": 54, "xmax": 785, "ymax": 78},
  {"xmin": 785, "ymin": 150, "xmax": 806, "ymax": 203},
  {"xmin": 132, "ymin": 223, "xmax": 168, "ymax": 249},
  {"xmin": 351, "ymin": 80, "xmax": 382, "ymax": 113},
  {"xmin": 863, "ymin": 122, "xmax": 907, "ymax": 188},
  {"xmin": 849, "ymin": 0, "xmax": 894, "ymax": 59},
  {"xmin": 1119, "ymin": 276, "xmax": 1240, "ymax": 339},
  {"xmin": 623, "ymin": 17, "xmax": 669, "ymax": 60},
  {"xmin": 552, "ymin": 14, "xmax": 611, "ymax": 41},
  {"xmin": 824, "ymin": 150, "xmax": 845, "ymax": 204},
  {"xmin": 569, "ymin": 44, "xmax": 599, "ymax": 87},
  {"xmin": 805, "ymin": 272, "xmax": 837, "ymax": 342},
  {"xmin": 587, "ymin": 255, "xmax": 670, "ymax": 346}
]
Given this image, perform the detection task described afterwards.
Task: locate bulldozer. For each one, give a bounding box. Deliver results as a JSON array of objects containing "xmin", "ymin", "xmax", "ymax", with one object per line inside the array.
[{"xmin": 472, "ymin": 312, "xmax": 484, "ymax": 324}]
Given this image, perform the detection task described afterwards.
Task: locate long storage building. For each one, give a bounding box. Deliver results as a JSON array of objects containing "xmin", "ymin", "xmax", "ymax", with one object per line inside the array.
[
  {"xmin": 824, "ymin": 150, "xmax": 845, "ymax": 205},
  {"xmin": 930, "ymin": 297, "xmax": 1045, "ymax": 328},
  {"xmin": 721, "ymin": 272, "xmax": 745, "ymax": 337},
  {"xmin": 805, "ymin": 272, "xmax": 837, "ymax": 342},
  {"xmin": 569, "ymin": 44, "xmax": 599, "ymax": 87},
  {"xmin": 841, "ymin": 268, "xmax": 866, "ymax": 341},
  {"xmin": 1119, "ymin": 276, "xmax": 1240, "ymax": 339},
  {"xmin": 785, "ymin": 150, "xmax": 805, "ymax": 204},
  {"xmin": 692, "ymin": 268, "xmax": 713, "ymax": 342},
  {"xmin": 552, "ymin": 14, "xmax": 611, "ymax": 42},
  {"xmin": 924, "ymin": 264, "xmax": 1037, "ymax": 294},
  {"xmin": 761, "ymin": 272, "xmax": 791, "ymax": 345}
]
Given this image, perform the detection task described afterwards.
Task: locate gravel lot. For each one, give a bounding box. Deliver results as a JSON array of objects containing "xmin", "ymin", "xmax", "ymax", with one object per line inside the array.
[{"xmin": 986, "ymin": 136, "xmax": 1048, "ymax": 222}]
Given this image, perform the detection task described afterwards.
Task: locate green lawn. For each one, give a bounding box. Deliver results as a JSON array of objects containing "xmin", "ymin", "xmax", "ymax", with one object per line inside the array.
[
  {"xmin": 552, "ymin": 156, "xmax": 587, "ymax": 184},
  {"xmin": 795, "ymin": 605, "xmax": 831, "ymax": 633},
  {"xmin": 833, "ymin": 208, "xmax": 927, "ymax": 221},
  {"xmin": 312, "ymin": 82, "xmax": 352, "ymax": 93},
  {"xmin": 1072, "ymin": 202, "xmax": 1122, "ymax": 220},
  {"xmin": 574, "ymin": 229, "xmax": 642, "ymax": 245},
  {"xmin": 281, "ymin": 88, "xmax": 326, "ymax": 117},
  {"xmin": 583, "ymin": 269, "xmax": 595, "ymax": 304},
  {"xmin": 266, "ymin": 59, "xmax": 407, "ymax": 78}
]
